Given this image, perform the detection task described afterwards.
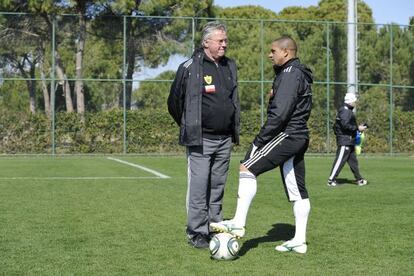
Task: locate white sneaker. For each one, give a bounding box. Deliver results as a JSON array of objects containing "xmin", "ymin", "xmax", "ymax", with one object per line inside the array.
[
  {"xmin": 356, "ymin": 179, "xmax": 368, "ymax": 186},
  {"xmin": 275, "ymin": 240, "xmax": 307, "ymax": 254},
  {"xmin": 327, "ymin": 180, "xmax": 337, "ymax": 187},
  {"xmin": 209, "ymin": 220, "xmax": 245, "ymax": 238}
]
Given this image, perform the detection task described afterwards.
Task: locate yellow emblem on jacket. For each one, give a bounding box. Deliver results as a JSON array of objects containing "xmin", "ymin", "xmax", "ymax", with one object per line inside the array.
[{"xmin": 204, "ymin": 75, "xmax": 212, "ymax": 85}]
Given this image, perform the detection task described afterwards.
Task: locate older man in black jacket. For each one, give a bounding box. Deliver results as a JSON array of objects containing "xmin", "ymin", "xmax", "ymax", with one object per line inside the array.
[
  {"xmin": 167, "ymin": 21, "xmax": 240, "ymax": 249},
  {"xmin": 327, "ymin": 93, "xmax": 368, "ymax": 187}
]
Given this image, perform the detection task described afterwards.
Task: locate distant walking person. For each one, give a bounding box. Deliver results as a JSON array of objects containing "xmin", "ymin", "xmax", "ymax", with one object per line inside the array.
[
  {"xmin": 327, "ymin": 93, "xmax": 368, "ymax": 187},
  {"xmin": 167, "ymin": 21, "xmax": 240, "ymax": 248},
  {"xmin": 211, "ymin": 36, "xmax": 313, "ymax": 254}
]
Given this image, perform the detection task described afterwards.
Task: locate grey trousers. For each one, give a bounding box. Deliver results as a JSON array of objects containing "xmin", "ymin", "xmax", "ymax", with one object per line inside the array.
[{"xmin": 186, "ymin": 137, "xmax": 232, "ymax": 238}]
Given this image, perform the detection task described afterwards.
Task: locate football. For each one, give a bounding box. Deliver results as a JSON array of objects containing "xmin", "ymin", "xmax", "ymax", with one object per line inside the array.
[{"xmin": 209, "ymin": 232, "xmax": 240, "ymax": 261}]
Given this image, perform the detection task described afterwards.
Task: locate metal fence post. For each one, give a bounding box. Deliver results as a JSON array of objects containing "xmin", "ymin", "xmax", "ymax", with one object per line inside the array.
[
  {"xmin": 260, "ymin": 20, "xmax": 264, "ymax": 125},
  {"xmin": 326, "ymin": 21, "xmax": 331, "ymax": 154},
  {"xmin": 389, "ymin": 24, "xmax": 394, "ymax": 155},
  {"xmin": 192, "ymin": 17, "xmax": 195, "ymax": 53},
  {"xmin": 51, "ymin": 15, "xmax": 56, "ymax": 155},
  {"xmin": 123, "ymin": 16, "xmax": 127, "ymax": 154}
]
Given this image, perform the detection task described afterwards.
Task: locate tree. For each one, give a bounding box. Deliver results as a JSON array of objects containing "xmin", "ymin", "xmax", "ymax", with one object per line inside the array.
[
  {"xmin": 105, "ymin": 0, "xmax": 215, "ymax": 110},
  {"xmin": 0, "ymin": 0, "xmax": 111, "ymax": 114},
  {"xmin": 0, "ymin": 10, "xmax": 45, "ymax": 113},
  {"xmin": 0, "ymin": 27, "xmax": 37, "ymax": 113},
  {"xmin": 73, "ymin": 0, "xmax": 87, "ymax": 114},
  {"xmin": 0, "ymin": 1, "xmax": 72, "ymax": 114},
  {"xmin": 55, "ymin": 0, "xmax": 109, "ymax": 114},
  {"xmin": 214, "ymin": 6, "xmax": 277, "ymax": 111}
]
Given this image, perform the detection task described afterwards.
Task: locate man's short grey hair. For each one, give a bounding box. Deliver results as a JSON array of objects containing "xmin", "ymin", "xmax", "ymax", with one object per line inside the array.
[{"xmin": 201, "ymin": 21, "xmax": 227, "ymax": 45}]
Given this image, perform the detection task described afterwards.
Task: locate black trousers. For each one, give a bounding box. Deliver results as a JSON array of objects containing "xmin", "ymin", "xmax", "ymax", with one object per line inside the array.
[{"xmin": 328, "ymin": 145, "xmax": 362, "ymax": 181}]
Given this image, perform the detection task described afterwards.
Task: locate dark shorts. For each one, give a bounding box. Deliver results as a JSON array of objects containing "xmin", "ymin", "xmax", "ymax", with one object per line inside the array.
[{"xmin": 243, "ymin": 133, "xmax": 309, "ymax": 201}]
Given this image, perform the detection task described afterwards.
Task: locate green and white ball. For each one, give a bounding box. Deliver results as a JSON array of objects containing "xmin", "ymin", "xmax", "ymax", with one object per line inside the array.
[{"xmin": 209, "ymin": 232, "xmax": 240, "ymax": 261}]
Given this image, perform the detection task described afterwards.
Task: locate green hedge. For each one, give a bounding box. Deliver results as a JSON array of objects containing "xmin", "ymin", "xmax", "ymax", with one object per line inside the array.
[{"xmin": 0, "ymin": 108, "xmax": 413, "ymax": 154}]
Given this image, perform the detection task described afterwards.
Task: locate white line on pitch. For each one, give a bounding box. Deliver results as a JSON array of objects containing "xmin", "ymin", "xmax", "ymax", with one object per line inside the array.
[
  {"xmin": 0, "ymin": 176, "xmax": 159, "ymax": 180},
  {"xmin": 106, "ymin": 157, "xmax": 171, "ymax": 179}
]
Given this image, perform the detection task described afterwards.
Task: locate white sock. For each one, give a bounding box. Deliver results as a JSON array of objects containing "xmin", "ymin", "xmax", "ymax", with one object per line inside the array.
[
  {"xmin": 292, "ymin": 198, "xmax": 310, "ymax": 243},
  {"xmin": 232, "ymin": 171, "xmax": 257, "ymax": 227}
]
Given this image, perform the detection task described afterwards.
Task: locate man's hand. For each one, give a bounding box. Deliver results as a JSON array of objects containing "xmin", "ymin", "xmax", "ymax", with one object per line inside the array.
[{"xmin": 358, "ymin": 125, "xmax": 367, "ymax": 132}]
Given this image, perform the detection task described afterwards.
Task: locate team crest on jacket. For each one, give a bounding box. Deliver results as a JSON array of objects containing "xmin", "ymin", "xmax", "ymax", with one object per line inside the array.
[{"xmin": 204, "ymin": 75, "xmax": 212, "ymax": 85}]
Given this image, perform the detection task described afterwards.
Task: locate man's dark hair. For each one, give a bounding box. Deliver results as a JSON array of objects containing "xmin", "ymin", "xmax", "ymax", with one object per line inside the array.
[{"xmin": 274, "ymin": 35, "xmax": 297, "ymax": 55}]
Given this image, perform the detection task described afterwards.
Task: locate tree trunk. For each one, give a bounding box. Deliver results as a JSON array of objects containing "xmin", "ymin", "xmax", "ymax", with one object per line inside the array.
[
  {"xmin": 119, "ymin": 20, "xmax": 135, "ymax": 110},
  {"xmin": 124, "ymin": 36, "xmax": 136, "ymax": 110},
  {"xmin": 75, "ymin": 12, "xmax": 86, "ymax": 114},
  {"xmin": 119, "ymin": 9, "xmax": 140, "ymax": 110},
  {"xmin": 39, "ymin": 57, "xmax": 51, "ymax": 117},
  {"xmin": 23, "ymin": 78, "xmax": 36, "ymax": 113},
  {"xmin": 17, "ymin": 58, "xmax": 36, "ymax": 113},
  {"xmin": 28, "ymin": 65, "xmax": 36, "ymax": 113},
  {"xmin": 55, "ymin": 51, "xmax": 74, "ymax": 113}
]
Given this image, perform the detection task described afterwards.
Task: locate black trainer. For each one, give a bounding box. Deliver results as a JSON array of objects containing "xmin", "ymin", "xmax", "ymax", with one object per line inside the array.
[{"xmin": 188, "ymin": 234, "xmax": 209, "ymax": 249}]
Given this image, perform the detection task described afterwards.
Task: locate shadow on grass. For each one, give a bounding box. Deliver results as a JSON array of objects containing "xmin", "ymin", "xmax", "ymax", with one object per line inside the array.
[
  {"xmin": 238, "ymin": 223, "xmax": 295, "ymax": 256},
  {"xmin": 335, "ymin": 178, "xmax": 358, "ymax": 186}
]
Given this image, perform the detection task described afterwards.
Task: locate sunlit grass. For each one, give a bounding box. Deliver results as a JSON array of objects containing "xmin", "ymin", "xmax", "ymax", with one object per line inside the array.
[{"xmin": 0, "ymin": 155, "xmax": 412, "ymax": 275}]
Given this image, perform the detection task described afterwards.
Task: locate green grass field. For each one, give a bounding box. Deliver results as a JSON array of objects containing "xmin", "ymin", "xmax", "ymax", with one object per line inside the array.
[{"xmin": 0, "ymin": 155, "xmax": 413, "ymax": 275}]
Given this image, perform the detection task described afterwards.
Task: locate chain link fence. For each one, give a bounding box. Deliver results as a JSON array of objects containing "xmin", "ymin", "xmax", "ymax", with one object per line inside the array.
[{"xmin": 1, "ymin": 13, "xmax": 413, "ymax": 154}]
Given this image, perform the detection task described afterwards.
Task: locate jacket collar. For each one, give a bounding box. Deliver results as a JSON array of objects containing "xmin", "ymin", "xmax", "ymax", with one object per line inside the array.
[
  {"xmin": 344, "ymin": 103, "xmax": 354, "ymax": 110},
  {"xmin": 273, "ymin": 58, "xmax": 299, "ymax": 74},
  {"xmin": 192, "ymin": 47, "xmax": 228, "ymax": 65}
]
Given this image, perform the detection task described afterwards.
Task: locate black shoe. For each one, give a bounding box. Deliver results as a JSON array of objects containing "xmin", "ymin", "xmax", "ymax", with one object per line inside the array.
[{"xmin": 188, "ymin": 234, "xmax": 209, "ymax": 249}]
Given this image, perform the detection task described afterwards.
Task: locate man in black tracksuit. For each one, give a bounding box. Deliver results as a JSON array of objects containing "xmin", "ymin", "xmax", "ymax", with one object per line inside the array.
[
  {"xmin": 211, "ymin": 36, "xmax": 313, "ymax": 254},
  {"xmin": 167, "ymin": 21, "xmax": 240, "ymax": 248},
  {"xmin": 328, "ymin": 93, "xmax": 368, "ymax": 187}
]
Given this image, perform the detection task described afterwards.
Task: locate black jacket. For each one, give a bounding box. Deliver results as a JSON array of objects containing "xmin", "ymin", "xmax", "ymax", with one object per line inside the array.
[
  {"xmin": 167, "ymin": 48, "xmax": 240, "ymax": 146},
  {"xmin": 253, "ymin": 58, "xmax": 313, "ymax": 148},
  {"xmin": 334, "ymin": 104, "xmax": 358, "ymax": 146}
]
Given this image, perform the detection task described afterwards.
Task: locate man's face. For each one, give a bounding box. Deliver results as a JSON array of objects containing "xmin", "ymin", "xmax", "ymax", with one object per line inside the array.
[
  {"xmin": 268, "ymin": 42, "xmax": 287, "ymax": 66},
  {"xmin": 348, "ymin": 101, "xmax": 357, "ymax": 107},
  {"xmin": 203, "ymin": 30, "xmax": 228, "ymax": 61}
]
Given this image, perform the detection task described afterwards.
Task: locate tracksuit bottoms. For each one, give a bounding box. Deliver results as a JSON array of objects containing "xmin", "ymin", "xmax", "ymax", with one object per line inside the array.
[
  {"xmin": 243, "ymin": 133, "xmax": 310, "ymax": 202},
  {"xmin": 328, "ymin": 145, "xmax": 362, "ymax": 181},
  {"xmin": 186, "ymin": 137, "xmax": 232, "ymax": 238}
]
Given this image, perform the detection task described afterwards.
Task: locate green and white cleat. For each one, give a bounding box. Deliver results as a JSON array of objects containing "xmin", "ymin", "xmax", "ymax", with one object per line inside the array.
[
  {"xmin": 210, "ymin": 220, "xmax": 245, "ymax": 238},
  {"xmin": 275, "ymin": 240, "xmax": 307, "ymax": 254}
]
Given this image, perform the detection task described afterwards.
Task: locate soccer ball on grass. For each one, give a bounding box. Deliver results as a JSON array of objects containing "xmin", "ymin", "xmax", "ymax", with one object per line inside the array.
[{"xmin": 209, "ymin": 232, "xmax": 240, "ymax": 260}]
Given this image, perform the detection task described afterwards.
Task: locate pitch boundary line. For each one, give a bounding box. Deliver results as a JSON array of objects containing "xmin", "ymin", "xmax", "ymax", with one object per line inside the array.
[{"xmin": 106, "ymin": 157, "xmax": 171, "ymax": 179}]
